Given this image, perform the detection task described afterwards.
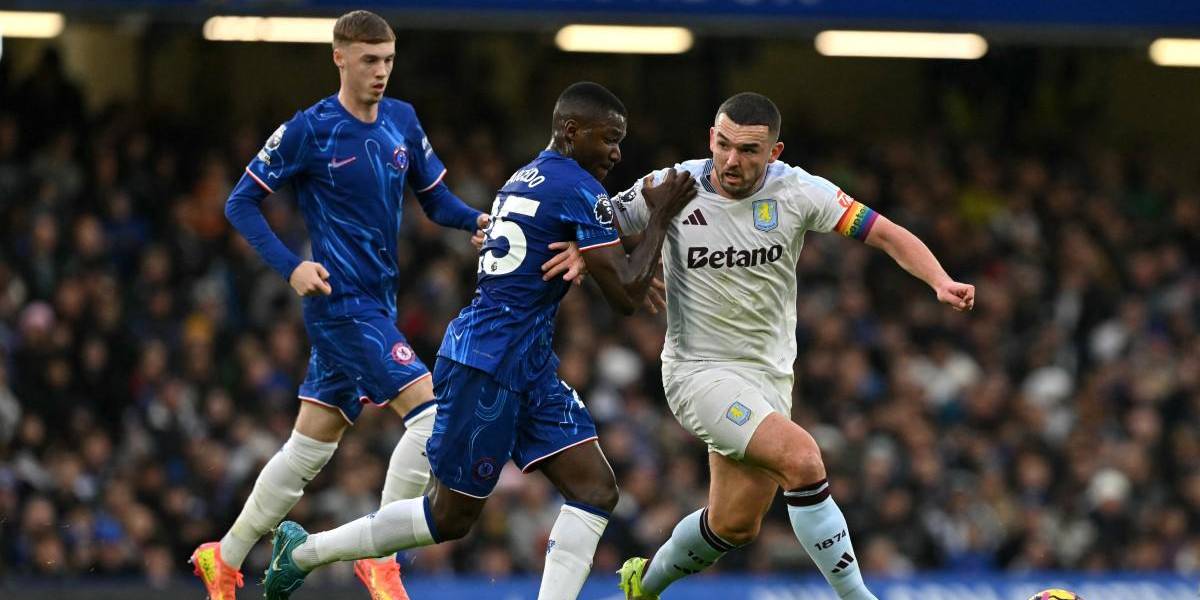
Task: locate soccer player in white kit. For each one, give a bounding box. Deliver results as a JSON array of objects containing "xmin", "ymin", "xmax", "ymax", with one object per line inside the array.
[{"xmin": 614, "ymin": 93, "xmax": 975, "ymax": 600}]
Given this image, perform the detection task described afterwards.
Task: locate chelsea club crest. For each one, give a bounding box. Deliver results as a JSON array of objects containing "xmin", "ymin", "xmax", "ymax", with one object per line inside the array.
[
  {"xmin": 752, "ymin": 198, "xmax": 778, "ymax": 232},
  {"xmin": 390, "ymin": 145, "xmax": 409, "ymax": 171}
]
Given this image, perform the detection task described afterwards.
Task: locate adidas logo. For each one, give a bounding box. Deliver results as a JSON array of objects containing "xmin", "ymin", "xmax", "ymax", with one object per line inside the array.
[
  {"xmin": 831, "ymin": 552, "xmax": 855, "ymax": 574},
  {"xmin": 681, "ymin": 208, "xmax": 707, "ymax": 225}
]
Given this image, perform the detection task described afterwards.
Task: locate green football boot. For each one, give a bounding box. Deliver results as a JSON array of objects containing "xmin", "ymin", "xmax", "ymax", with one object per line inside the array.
[{"xmin": 263, "ymin": 521, "xmax": 311, "ymax": 599}]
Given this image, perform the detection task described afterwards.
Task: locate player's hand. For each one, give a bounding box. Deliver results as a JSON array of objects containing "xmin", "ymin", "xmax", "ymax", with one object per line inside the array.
[
  {"xmin": 643, "ymin": 169, "xmax": 697, "ymax": 223},
  {"xmin": 643, "ymin": 275, "xmax": 667, "ymax": 314},
  {"xmin": 470, "ymin": 213, "xmax": 492, "ymax": 251},
  {"xmin": 936, "ymin": 280, "xmax": 975, "ymax": 312},
  {"xmin": 543, "ymin": 241, "xmax": 587, "ymax": 286},
  {"xmin": 290, "ymin": 261, "xmax": 332, "ymax": 296}
]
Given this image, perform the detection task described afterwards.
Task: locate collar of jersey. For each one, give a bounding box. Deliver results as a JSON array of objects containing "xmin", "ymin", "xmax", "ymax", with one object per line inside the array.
[
  {"xmin": 700, "ymin": 160, "xmax": 717, "ymax": 193},
  {"xmin": 541, "ymin": 149, "xmax": 586, "ymax": 171},
  {"xmin": 328, "ymin": 94, "xmax": 383, "ymax": 128},
  {"xmin": 701, "ymin": 158, "xmax": 770, "ymax": 199}
]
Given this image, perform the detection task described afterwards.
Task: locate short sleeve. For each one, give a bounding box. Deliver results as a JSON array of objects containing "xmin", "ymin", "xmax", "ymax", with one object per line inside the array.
[
  {"xmin": 244, "ymin": 112, "xmax": 310, "ymax": 194},
  {"xmin": 802, "ymin": 172, "xmax": 879, "ymax": 241},
  {"xmin": 563, "ymin": 178, "xmax": 620, "ymax": 251},
  {"xmin": 611, "ymin": 168, "xmax": 673, "ymax": 236},
  {"xmin": 405, "ymin": 108, "xmax": 448, "ymax": 193}
]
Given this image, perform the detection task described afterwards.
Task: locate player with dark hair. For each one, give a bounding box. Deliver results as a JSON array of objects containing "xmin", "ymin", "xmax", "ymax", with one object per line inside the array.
[
  {"xmin": 261, "ymin": 81, "xmax": 697, "ymax": 600},
  {"xmin": 614, "ymin": 92, "xmax": 975, "ymax": 600},
  {"xmin": 189, "ymin": 10, "xmax": 580, "ymax": 600}
]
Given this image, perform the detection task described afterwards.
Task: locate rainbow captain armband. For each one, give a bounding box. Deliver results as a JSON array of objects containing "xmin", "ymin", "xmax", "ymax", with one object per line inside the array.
[{"xmin": 834, "ymin": 200, "xmax": 879, "ymax": 241}]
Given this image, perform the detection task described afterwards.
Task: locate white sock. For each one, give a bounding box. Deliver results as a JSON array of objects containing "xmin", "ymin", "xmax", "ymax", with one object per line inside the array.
[
  {"xmin": 373, "ymin": 405, "xmax": 435, "ymax": 564},
  {"xmin": 641, "ymin": 508, "xmax": 734, "ymax": 595},
  {"xmin": 537, "ymin": 503, "xmax": 609, "ymax": 600},
  {"xmin": 219, "ymin": 431, "xmax": 337, "ymax": 568},
  {"xmin": 785, "ymin": 480, "xmax": 877, "ymax": 600},
  {"xmin": 292, "ymin": 496, "xmax": 436, "ymax": 571}
]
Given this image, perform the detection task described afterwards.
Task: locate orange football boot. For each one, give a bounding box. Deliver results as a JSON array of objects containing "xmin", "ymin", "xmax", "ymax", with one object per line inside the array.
[
  {"xmin": 353, "ymin": 558, "xmax": 411, "ymax": 600},
  {"xmin": 190, "ymin": 542, "xmax": 245, "ymax": 600}
]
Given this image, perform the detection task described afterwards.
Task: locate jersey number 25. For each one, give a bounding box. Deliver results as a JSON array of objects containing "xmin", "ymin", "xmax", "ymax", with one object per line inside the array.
[{"xmin": 479, "ymin": 195, "xmax": 541, "ymax": 276}]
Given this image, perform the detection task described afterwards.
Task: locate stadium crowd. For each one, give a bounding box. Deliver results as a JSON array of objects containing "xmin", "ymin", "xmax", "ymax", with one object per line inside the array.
[{"xmin": 0, "ymin": 48, "xmax": 1198, "ymax": 588}]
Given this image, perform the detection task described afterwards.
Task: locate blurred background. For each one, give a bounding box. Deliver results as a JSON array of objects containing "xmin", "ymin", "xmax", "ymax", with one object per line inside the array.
[{"xmin": 0, "ymin": 1, "xmax": 1198, "ymax": 598}]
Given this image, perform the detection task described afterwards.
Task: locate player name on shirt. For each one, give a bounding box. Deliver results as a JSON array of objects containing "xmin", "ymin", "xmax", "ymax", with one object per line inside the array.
[{"xmin": 438, "ymin": 150, "xmax": 619, "ymax": 392}]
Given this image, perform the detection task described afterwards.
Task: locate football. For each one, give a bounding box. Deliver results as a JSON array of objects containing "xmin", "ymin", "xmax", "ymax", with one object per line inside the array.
[{"xmin": 1028, "ymin": 590, "xmax": 1081, "ymax": 600}]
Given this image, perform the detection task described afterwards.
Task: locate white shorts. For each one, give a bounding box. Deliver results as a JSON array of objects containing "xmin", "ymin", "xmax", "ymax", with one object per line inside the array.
[{"xmin": 662, "ymin": 360, "xmax": 793, "ymax": 459}]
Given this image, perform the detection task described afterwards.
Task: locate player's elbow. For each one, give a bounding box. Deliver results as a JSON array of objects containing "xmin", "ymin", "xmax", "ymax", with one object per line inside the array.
[
  {"xmin": 619, "ymin": 234, "xmax": 642, "ymax": 254},
  {"xmin": 223, "ymin": 195, "xmax": 241, "ymax": 224},
  {"xmin": 864, "ymin": 215, "xmax": 901, "ymax": 251}
]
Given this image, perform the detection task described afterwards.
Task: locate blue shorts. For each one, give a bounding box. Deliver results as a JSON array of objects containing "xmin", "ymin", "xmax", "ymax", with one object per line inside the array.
[
  {"xmin": 426, "ymin": 358, "xmax": 598, "ymax": 498},
  {"xmin": 298, "ymin": 314, "xmax": 432, "ymax": 424}
]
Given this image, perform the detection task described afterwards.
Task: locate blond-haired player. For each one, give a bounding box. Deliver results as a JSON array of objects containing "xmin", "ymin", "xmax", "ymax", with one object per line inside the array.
[{"xmin": 190, "ymin": 10, "xmax": 578, "ymax": 599}]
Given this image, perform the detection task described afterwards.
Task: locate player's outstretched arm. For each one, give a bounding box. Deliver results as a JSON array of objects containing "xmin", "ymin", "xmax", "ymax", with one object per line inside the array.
[
  {"xmin": 864, "ymin": 216, "xmax": 975, "ymax": 312},
  {"xmin": 414, "ymin": 182, "xmax": 486, "ymax": 232},
  {"xmin": 581, "ymin": 169, "xmax": 696, "ymax": 315},
  {"xmin": 609, "ymin": 217, "xmax": 665, "ymax": 314}
]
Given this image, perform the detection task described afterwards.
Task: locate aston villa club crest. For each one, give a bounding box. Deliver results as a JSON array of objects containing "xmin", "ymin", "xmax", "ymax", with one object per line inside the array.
[
  {"xmin": 752, "ymin": 198, "xmax": 778, "ymax": 232},
  {"xmin": 726, "ymin": 401, "xmax": 752, "ymax": 425},
  {"xmin": 390, "ymin": 144, "xmax": 409, "ymax": 171}
]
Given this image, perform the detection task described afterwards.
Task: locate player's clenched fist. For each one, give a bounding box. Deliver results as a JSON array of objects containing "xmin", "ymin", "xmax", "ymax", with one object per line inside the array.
[
  {"xmin": 935, "ymin": 280, "xmax": 975, "ymax": 312},
  {"xmin": 290, "ymin": 261, "xmax": 333, "ymax": 296},
  {"xmin": 470, "ymin": 213, "xmax": 492, "ymax": 251},
  {"xmin": 643, "ymin": 169, "xmax": 697, "ymax": 223}
]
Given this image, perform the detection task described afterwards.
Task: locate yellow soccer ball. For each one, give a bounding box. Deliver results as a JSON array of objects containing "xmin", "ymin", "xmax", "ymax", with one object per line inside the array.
[{"xmin": 1027, "ymin": 590, "xmax": 1081, "ymax": 600}]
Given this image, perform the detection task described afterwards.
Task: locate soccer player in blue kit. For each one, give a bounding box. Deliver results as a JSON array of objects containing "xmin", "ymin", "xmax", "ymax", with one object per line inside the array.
[
  {"xmin": 261, "ymin": 82, "xmax": 698, "ymax": 600},
  {"xmin": 189, "ymin": 11, "xmax": 580, "ymax": 600}
]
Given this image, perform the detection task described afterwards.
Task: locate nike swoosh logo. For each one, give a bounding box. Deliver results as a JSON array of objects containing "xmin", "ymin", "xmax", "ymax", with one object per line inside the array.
[
  {"xmin": 272, "ymin": 552, "xmax": 283, "ymax": 572},
  {"xmin": 329, "ymin": 156, "xmax": 357, "ymax": 168}
]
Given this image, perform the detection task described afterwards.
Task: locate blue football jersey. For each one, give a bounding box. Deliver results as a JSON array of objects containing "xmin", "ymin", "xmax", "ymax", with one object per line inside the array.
[
  {"xmin": 438, "ymin": 150, "xmax": 620, "ymax": 391},
  {"xmin": 231, "ymin": 94, "xmax": 447, "ymax": 319}
]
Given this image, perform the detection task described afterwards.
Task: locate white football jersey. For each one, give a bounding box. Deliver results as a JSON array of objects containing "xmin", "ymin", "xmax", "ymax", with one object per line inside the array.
[{"xmin": 614, "ymin": 159, "xmax": 874, "ymax": 377}]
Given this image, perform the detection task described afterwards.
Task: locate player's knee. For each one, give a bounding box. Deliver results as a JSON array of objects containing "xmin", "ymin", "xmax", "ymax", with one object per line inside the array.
[
  {"xmin": 561, "ymin": 479, "xmax": 619, "ymax": 514},
  {"xmin": 429, "ymin": 493, "xmax": 483, "ymax": 542},
  {"xmin": 438, "ymin": 520, "xmax": 473, "ymax": 542},
  {"xmin": 780, "ymin": 441, "xmax": 825, "ymax": 490},
  {"xmin": 595, "ymin": 483, "xmax": 620, "ymax": 514},
  {"xmin": 707, "ymin": 511, "xmax": 761, "ymax": 547},
  {"xmin": 432, "ymin": 512, "xmax": 475, "ymax": 542},
  {"xmin": 582, "ymin": 483, "xmax": 620, "ymax": 514}
]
